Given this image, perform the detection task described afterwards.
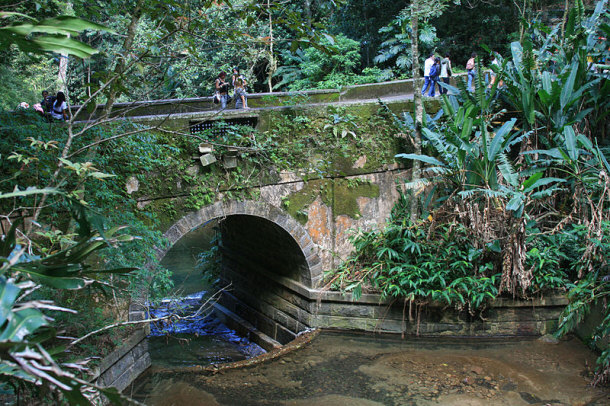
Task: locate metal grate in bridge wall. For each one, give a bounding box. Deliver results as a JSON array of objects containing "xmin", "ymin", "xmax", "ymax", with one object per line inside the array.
[{"xmin": 189, "ymin": 117, "xmax": 258, "ymax": 138}]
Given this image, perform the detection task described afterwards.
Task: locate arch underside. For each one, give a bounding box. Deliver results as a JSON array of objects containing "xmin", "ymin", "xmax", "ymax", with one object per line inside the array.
[
  {"xmin": 162, "ymin": 200, "xmax": 323, "ymax": 344},
  {"xmin": 162, "ymin": 200, "xmax": 322, "ymax": 287}
]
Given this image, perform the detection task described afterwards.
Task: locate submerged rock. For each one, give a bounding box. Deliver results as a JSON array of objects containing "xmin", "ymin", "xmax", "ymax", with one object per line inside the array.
[
  {"xmin": 145, "ymin": 381, "xmax": 220, "ymax": 406},
  {"xmin": 282, "ymin": 394, "xmax": 384, "ymax": 406},
  {"xmin": 538, "ymin": 334, "xmax": 560, "ymax": 344}
]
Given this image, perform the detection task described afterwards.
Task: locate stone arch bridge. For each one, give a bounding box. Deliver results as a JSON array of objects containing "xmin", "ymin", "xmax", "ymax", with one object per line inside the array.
[
  {"xmin": 119, "ymin": 79, "xmax": 563, "ymax": 349},
  {"xmin": 161, "ymin": 170, "xmax": 405, "ymax": 348}
]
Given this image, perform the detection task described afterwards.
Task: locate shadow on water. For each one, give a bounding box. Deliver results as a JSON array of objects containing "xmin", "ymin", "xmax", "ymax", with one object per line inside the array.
[
  {"xmin": 161, "ymin": 221, "xmax": 217, "ymax": 296},
  {"xmin": 141, "ymin": 220, "xmax": 265, "ymax": 377},
  {"xmin": 137, "ymin": 224, "xmax": 609, "ymax": 405}
]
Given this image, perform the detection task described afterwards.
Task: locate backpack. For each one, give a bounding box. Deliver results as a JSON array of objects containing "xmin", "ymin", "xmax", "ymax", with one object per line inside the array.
[{"xmin": 430, "ymin": 64, "xmax": 439, "ymax": 78}]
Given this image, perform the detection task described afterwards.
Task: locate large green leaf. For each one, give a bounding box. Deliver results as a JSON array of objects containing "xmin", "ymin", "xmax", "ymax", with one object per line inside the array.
[
  {"xmin": 560, "ymin": 62, "xmax": 579, "ymax": 111},
  {"xmin": 524, "ymin": 177, "xmax": 566, "ymax": 193},
  {"xmin": 0, "ymin": 363, "xmax": 37, "ymax": 383},
  {"xmin": 506, "ymin": 194, "xmax": 524, "ymax": 216},
  {"xmin": 32, "ymin": 35, "xmax": 99, "ymax": 59},
  {"xmin": 2, "ymin": 16, "xmax": 111, "ymax": 36},
  {"xmin": 497, "ymin": 153, "xmax": 519, "ymax": 188},
  {"xmin": 33, "ymin": 16, "xmax": 113, "ymax": 35},
  {"xmin": 0, "ymin": 15, "xmax": 111, "ymax": 58},
  {"xmin": 0, "ymin": 279, "xmax": 20, "ymax": 327},
  {"xmin": 563, "ymin": 126, "xmax": 578, "ymax": 161},
  {"xmin": 0, "ymin": 218, "xmax": 21, "ymax": 258},
  {"xmin": 31, "ymin": 275, "xmax": 88, "ymax": 290},
  {"xmin": 0, "ymin": 308, "xmax": 47, "ymax": 342},
  {"xmin": 395, "ymin": 153, "xmax": 446, "ymax": 167},
  {"xmin": 521, "ymin": 172, "xmax": 543, "ymax": 191},
  {"xmin": 0, "ymin": 187, "xmax": 60, "ymax": 200},
  {"xmin": 488, "ymin": 118, "xmax": 516, "ymax": 162}
]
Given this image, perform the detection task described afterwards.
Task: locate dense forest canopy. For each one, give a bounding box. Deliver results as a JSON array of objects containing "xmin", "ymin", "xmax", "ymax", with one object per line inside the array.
[
  {"xmin": 0, "ymin": 0, "xmax": 587, "ymax": 109},
  {"xmin": 0, "ymin": 0, "xmax": 609, "ymax": 403}
]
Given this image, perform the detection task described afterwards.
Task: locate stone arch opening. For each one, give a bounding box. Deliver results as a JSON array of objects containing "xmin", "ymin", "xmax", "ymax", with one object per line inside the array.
[{"xmin": 161, "ymin": 200, "xmax": 323, "ymax": 345}]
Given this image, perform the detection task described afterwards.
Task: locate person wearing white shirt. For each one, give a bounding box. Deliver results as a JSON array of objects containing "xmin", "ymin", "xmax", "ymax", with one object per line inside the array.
[
  {"xmin": 50, "ymin": 91, "xmax": 68, "ymax": 121},
  {"xmin": 421, "ymin": 52, "xmax": 435, "ymax": 96}
]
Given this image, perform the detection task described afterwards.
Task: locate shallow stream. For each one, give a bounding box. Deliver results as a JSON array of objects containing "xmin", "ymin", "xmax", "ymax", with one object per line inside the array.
[{"xmin": 130, "ymin": 331, "xmax": 609, "ymax": 405}]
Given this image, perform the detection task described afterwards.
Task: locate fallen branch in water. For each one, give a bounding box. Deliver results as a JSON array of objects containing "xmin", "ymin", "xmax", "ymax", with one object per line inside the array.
[
  {"xmin": 153, "ymin": 328, "xmax": 320, "ymax": 375},
  {"xmin": 69, "ymin": 286, "xmax": 227, "ymax": 348}
]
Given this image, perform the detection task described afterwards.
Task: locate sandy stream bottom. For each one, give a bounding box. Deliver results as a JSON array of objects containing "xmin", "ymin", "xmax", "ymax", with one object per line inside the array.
[{"xmin": 132, "ymin": 332, "xmax": 609, "ymax": 406}]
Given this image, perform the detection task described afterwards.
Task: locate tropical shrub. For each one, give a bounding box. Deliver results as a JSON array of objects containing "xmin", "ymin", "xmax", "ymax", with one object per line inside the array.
[
  {"xmin": 275, "ymin": 34, "xmax": 383, "ymax": 90},
  {"xmin": 330, "ymin": 0, "xmax": 610, "ymax": 384},
  {"xmin": 374, "ymin": 7, "xmax": 439, "ymax": 80}
]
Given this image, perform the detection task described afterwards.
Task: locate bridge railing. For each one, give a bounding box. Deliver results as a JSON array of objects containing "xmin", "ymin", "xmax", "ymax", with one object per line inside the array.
[
  {"xmin": 68, "ymin": 77, "xmax": 422, "ymax": 121},
  {"xmin": 68, "ymin": 74, "xmax": 470, "ymax": 121}
]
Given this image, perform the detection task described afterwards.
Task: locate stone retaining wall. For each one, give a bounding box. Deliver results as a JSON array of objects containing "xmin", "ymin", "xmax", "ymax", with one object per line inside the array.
[
  {"xmin": 92, "ymin": 327, "xmax": 150, "ymax": 393},
  {"xmin": 219, "ymin": 255, "xmax": 568, "ymax": 343}
]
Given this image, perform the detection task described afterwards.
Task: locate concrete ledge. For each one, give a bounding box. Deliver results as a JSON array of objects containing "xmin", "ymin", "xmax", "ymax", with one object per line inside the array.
[{"xmin": 69, "ymin": 77, "xmax": 438, "ymax": 121}]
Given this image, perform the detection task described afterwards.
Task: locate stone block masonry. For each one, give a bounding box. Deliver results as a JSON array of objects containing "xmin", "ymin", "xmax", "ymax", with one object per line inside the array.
[
  {"xmin": 218, "ymin": 242, "xmax": 566, "ymax": 343},
  {"xmin": 129, "ymin": 75, "xmax": 568, "ymax": 355},
  {"xmin": 92, "ymin": 327, "xmax": 150, "ymax": 395}
]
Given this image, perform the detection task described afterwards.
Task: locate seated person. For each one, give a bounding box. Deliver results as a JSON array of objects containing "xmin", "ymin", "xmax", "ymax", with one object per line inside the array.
[
  {"xmin": 40, "ymin": 90, "xmax": 54, "ymax": 113},
  {"xmin": 50, "ymin": 92, "xmax": 68, "ymax": 121}
]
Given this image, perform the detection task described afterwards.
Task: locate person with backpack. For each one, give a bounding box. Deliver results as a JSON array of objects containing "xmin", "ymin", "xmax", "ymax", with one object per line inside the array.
[
  {"xmin": 466, "ymin": 52, "xmax": 477, "ymax": 92},
  {"xmin": 234, "ymin": 77, "xmax": 248, "ymax": 109},
  {"xmin": 440, "ymin": 53, "xmax": 452, "ymax": 95},
  {"xmin": 428, "ymin": 57, "xmax": 441, "ymax": 97},
  {"xmin": 50, "ymin": 91, "xmax": 68, "ymax": 121}
]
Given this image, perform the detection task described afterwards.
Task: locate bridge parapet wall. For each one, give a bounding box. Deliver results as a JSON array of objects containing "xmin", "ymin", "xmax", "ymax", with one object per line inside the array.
[{"xmin": 70, "ymin": 77, "xmax": 427, "ymax": 121}]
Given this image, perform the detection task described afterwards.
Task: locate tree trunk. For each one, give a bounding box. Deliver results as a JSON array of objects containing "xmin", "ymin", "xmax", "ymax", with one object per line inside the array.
[
  {"xmin": 303, "ymin": 0, "xmax": 312, "ymax": 28},
  {"xmin": 58, "ymin": 51, "xmax": 69, "ymax": 92},
  {"xmin": 410, "ymin": 0, "xmax": 423, "ymax": 223},
  {"xmin": 267, "ymin": 0, "xmax": 275, "ymax": 93},
  {"xmin": 102, "ymin": 2, "xmax": 143, "ymax": 117},
  {"xmin": 57, "ymin": 2, "xmax": 72, "ymax": 93}
]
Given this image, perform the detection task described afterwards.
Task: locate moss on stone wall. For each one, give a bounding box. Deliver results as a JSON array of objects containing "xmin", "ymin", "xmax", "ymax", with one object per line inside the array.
[
  {"xmin": 125, "ymin": 98, "xmax": 435, "ymax": 231},
  {"xmin": 283, "ymin": 177, "xmax": 380, "ymax": 224},
  {"xmin": 330, "ymin": 178, "xmax": 379, "ymax": 219}
]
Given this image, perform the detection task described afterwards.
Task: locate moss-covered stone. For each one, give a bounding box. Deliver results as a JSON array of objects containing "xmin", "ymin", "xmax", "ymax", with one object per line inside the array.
[{"xmin": 282, "ymin": 177, "xmax": 380, "ymax": 224}]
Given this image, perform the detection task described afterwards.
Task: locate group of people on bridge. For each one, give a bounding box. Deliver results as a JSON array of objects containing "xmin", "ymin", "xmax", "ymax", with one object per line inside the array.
[
  {"xmin": 421, "ymin": 51, "xmax": 502, "ymax": 97},
  {"xmin": 215, "ymin": 67, "xmax": 249, "ymax": 110},
  {"xmin": 18, "ymin": 90, "xmax": 68, "ymax": 121}
]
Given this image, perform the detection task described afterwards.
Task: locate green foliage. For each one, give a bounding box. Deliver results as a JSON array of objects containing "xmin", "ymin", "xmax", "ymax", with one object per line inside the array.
[
  {"xmin": 433, "ymin": 0, "xmax": 519, "ymax": 67},
  {"xmin": 275, "ymin": 34, "xmax": 382, "ymax": 90},
  {"xmin": 0, "ymin": 14, "xmax": 111, "ymax": 58},
  {"xmin": 195, "ymin": 230, "xmax": 222, "ymax": 287},
  {"xmin": 359, "ymin": 0, "xmax": 610, "ymax": 382},
  {"xmin": 328, "ymin": 209, "xmax": 501, "ymax": 313},
  {"xmin": 553, "ymin": 221, "xmax": 610, "ymax": 384},
  {"xmin": 374, "ymin": 7, "xmax": 439, "ymax": 79},
  {"xmin": 0, "ymin": 189, "xmax": 136, "ymax": 404}
]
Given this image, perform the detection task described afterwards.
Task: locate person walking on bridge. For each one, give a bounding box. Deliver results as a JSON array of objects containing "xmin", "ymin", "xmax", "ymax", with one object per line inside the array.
[
  {"xmin": 440, "ymin": 53, "xmax": 452, "ymax": 95},
  {"xmin": 234, "ymin": 77, "xmax": 248, "ymax": 109},
  {"xmin": 215, "ymin": 71, "xmax": 230, "ymax": 109},
  {"xmin": 421, "ymin": 52, "xmax": 435, "ymax": 96},
  {"xmin": 466, "ymin": 52, "xmax": 477, "ymax": 92}
]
